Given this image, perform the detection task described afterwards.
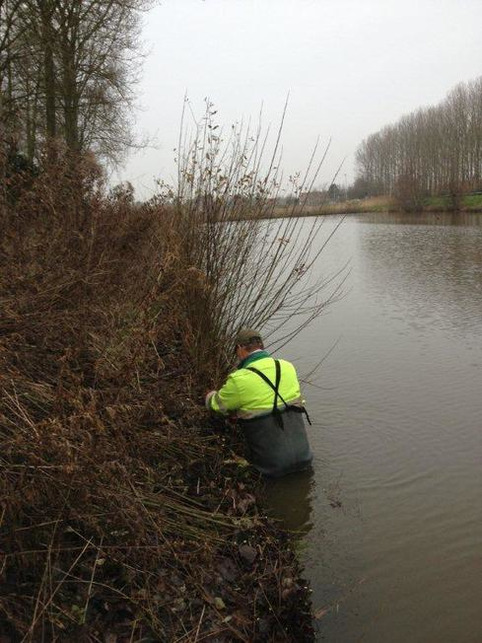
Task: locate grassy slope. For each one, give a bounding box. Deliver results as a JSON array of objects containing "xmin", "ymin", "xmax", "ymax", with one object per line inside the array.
[{"xmin": 424, "ymin": 193, "xmax": 482, "ymax": 211}]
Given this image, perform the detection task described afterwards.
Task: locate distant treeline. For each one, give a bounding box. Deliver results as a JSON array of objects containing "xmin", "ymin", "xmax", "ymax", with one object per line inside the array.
[{"xmin": 355, "ymin": 77, "xmax": 482, "ymax": 201}]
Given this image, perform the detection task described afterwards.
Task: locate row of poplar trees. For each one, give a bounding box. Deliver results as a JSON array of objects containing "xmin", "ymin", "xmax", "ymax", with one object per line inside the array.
[
  {"xmin": 355, "ymin": 77, "xmax": 482, "ymax": 199},
  {"xmin": 0, "ymin": 0, "xmax": 152, "ymax": 166}
]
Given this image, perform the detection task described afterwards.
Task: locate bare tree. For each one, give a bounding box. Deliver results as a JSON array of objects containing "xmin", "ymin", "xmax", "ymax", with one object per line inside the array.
[
  {"xmin": 1, "ymin": 0, "xmax": 152, "ymax": 165},
  {"xmin": 355, "ymin": 77, "xmax": 482, "ymax": 203},
  {"xmin": 159, "ymin": 100, "xmax": 347, "ymax": 379}
]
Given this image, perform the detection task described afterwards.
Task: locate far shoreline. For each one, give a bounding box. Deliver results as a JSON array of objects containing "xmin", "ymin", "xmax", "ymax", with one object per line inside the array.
[{"xmin": 270, "ymin": 194, "xmax": 482, "ymax": 218}]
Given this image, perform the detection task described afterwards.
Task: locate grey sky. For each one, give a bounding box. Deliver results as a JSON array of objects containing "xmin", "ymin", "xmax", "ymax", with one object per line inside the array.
[{"xmin": 115, "ymin": 0, "xmax": 482, "ymax": 199}]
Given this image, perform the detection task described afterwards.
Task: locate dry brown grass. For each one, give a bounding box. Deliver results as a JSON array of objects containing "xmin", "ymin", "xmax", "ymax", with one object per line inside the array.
[
  {"xmin": 0, "ymin": 151, "xmax": 314, "ymax": 641},
  {"xmin": 271, "ymin": 195, "xmax": 396, "ymax": 218}
]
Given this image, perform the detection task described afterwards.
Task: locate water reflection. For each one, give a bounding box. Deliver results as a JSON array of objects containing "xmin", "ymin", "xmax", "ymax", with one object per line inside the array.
[
  {"xmin": 282, "ymin": 212, "xmax": 482, "ymax": 642},
  {"xmin": 358, "ymin": 213, "xmax": 482, "ymax": 339},
  {"xmin": 261, "ymin": 468, "xmax": 314, "ymax": 538}
]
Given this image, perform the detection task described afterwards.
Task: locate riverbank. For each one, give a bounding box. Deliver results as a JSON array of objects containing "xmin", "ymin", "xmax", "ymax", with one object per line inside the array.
[
  {"xmin": 0, "ymin": 160, "xmax": 314, "ymax": 641},
  {"xmin": 271, "ymin": 193, "xmax": 482, "ymax": 218}
]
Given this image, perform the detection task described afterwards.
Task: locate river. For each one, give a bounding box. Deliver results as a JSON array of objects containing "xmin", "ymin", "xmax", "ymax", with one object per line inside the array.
[{"xmin": 263, "ymin": 212, "xmax": 482, "ymax": 642}]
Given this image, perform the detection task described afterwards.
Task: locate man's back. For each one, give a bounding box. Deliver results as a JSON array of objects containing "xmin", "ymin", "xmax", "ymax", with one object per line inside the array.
[{"xmin": 219, "ymin": 356, "xmax": 303, "ymax": 418}]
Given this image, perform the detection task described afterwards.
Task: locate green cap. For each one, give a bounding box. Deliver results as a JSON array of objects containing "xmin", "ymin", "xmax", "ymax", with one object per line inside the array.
[{"xmin": 234, "ymin": 327, "xmax": 263, "ymax": 346}]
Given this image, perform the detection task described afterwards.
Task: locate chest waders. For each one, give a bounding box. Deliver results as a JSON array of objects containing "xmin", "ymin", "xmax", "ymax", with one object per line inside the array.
[{"xmin": 239, "ymin": 359, "xmax": 313, "ymax": 477}]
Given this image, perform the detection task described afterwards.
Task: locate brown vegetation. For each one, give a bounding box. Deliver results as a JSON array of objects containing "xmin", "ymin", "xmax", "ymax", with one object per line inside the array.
[
  {"xmin": 272, "ymin": 195, "xmax": 396, "ymax": 218},
  {"xmin": 0, "ymin": 151, "xmax": 314, "ymax": 641}
]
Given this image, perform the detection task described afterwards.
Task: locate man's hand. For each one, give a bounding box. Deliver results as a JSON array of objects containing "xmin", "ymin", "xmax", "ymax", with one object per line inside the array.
[{"xmin": 205, "ymin": 390, "xmax": 216, "ymax": 409}]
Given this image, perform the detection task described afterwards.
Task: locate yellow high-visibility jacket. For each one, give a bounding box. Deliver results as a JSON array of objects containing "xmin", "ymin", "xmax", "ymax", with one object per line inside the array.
[{"xmin": 206, "ymin": 351, "xmax": 304, "ymax": 419}]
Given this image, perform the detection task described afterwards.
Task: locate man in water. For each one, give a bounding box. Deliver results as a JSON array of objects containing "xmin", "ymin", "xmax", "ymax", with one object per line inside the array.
[{"xmin": 206, "ymin": 328, "xmax": 313, "ymax": 477}]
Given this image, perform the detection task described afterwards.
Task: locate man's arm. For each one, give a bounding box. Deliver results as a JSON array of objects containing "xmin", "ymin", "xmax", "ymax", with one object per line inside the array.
[{"xmin": 205, "ymin": 373, "xmax": 241, "ymax": 415}]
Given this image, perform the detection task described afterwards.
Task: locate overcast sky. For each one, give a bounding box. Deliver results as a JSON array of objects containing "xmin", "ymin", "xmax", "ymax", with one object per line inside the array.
[{"xmin": 114, "ymin": 0, "xmax": 482, "ymax": 199}]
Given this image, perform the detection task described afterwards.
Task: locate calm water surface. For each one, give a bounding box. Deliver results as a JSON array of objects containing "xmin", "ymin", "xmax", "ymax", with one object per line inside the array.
[{"xmin": 264, "ymin": 212, "xmax": 482, "ymax": 642}]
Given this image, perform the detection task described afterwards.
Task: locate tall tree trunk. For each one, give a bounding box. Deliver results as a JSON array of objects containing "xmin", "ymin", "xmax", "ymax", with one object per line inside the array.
[
  {"xmin": 61, "ymin": 26, "xmax": 80, "ymax": 153},
  {"xmin": 39, "ymin": 1, "xmax": 56, "ymax": 140}
]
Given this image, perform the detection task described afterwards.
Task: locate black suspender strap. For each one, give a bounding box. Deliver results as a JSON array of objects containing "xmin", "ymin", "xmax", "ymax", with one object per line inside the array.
[
  {"xmin": 246, "ymin": 360, "xmax": 289, "ymax": 409},
  {"xmin": 246, "ymin": 359, "xmax": 312, "ymax": 427},
  {"xmin": 273, "ymin": 359, "xmax": 282, "ymax": 413},
  {"xmin": 247, "ymin": 359, "xmax": 287, "ymax": 428}
]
